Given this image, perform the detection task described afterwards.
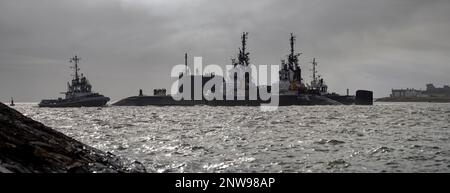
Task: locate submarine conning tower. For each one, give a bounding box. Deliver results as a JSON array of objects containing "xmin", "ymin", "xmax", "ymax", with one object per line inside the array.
[
  {"xmin": 355, "ymin": 90, "xmax": 374, "ymax": 105},
  {"xmin": 177, "ymin": 52, "xmax": 225, "ymax": 100}
]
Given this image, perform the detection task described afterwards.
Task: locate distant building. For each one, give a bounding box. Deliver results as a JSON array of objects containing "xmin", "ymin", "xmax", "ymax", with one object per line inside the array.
[
  {"xmin": 426, "ymin": 84, "xmax": 450, "ymax": 97},
  {"xmin": 390, "ymin": 84, "xmax": 450, "ymax": 98},
  {"xmin": 391, "ymin": 88, "xmax": 423, "ymax": 98}
]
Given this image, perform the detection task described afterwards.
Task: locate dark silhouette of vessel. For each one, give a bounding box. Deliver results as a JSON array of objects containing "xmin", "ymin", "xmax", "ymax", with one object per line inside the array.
[
  {"xmin": 113, "ymin": 33, "xmax": 373, "ymax": 106},
  {"xmin": 10, "ymin": 97, "xmax": 15, "ymax": 106},
  {"xmin": 38, "ymin": 56, "xmax": 110, "ymax": 108}
]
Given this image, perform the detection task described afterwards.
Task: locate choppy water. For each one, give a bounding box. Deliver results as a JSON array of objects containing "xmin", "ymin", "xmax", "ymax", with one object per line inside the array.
[{"xmin": 11, "ymin": 103, "xmax": 450, "ymax": 173}]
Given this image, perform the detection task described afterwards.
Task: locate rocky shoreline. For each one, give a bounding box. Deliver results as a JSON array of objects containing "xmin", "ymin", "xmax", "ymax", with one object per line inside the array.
[{"xmin": 0, "ymin": 102, "xmax": 146, "ymax": 173}]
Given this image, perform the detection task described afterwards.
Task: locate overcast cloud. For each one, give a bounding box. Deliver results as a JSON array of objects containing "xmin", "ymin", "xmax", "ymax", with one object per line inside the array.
[{"xmin": 1, "ymin": 0, "xmax": 450, "ymax": 102}]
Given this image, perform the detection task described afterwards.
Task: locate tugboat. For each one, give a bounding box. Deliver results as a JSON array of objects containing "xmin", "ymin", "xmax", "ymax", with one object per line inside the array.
[
  {"xmin": 38, "ymin": 55, "xmax": 110, "ymax": 107},
  {"xmin": 10, "ymin": 97, "xmax": 15, "ymax": 106},
  {"xmin": 307, "ymin": 58, "xmax": 328, "ymax": 95}
]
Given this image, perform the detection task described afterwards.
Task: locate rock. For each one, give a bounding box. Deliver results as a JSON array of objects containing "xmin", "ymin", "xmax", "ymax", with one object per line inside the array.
[
  {"xmin": 314, "ymin": 139, "xmax": 345, "ymax": 145},
  {"xmin": 326, "ymin": 139, "xmax": 345, "ymax": 145},
  {"xmin": 0, "ymin": 102, "xmax": 146, "ymax": 173}
]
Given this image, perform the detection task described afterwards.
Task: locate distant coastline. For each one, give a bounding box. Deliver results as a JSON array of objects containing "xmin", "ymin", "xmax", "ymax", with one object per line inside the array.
[
  {"xmin": 377, "ymin": 83, "xmax": 450, "ymax": 103},
  {"xmin": 376, "ymin": 97, "xmax": 450, "ymax": 103}
]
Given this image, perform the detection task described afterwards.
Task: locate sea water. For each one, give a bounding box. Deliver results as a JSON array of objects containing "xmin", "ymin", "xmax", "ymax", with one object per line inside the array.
[{"xmin": 12, "ymin": 102, "xmax": 450, "ymax": 173}]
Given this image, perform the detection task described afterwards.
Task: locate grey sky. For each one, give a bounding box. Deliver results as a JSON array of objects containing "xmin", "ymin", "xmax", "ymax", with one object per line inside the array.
[{"xmin": 1, "ymin": 0, "xmax": 449, "ymax": 102}]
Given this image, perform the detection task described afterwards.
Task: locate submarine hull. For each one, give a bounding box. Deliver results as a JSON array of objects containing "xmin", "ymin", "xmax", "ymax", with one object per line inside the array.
[{"xmin": 112, "ymin": 92, "xmax": 373, "ymax": 107}]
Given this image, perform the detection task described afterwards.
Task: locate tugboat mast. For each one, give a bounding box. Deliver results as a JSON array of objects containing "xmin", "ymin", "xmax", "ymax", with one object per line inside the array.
[
  {"xmin": 312, "ymin": 58, "xmax": 317, "ymax": 84},
  {"xmin": 236, "ymin": 32, "xmax": 250, "ymax": 67},
  {"xmin": 185, "ymin": 52, "xmax": 188, "ymax": 75},
  {"xmin": 287, "ymin": 33, "xmax": 302, "ymax": 84},
  {"xmin": 290, "ymin": 33, "xmax": 295, "ymax": 68},
  {"xmin": 70, "ymin": 55, "xmax": 80, "ymax": 81},
  {"xmin": 288, "ymin": 33, "xmax": 301, "ymax": 70}
]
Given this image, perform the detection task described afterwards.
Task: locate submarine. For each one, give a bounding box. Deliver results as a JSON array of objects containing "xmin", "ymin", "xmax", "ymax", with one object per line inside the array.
[{"xmin": 113, "ymin": 32, "xmax": 373, "ymax": 107}]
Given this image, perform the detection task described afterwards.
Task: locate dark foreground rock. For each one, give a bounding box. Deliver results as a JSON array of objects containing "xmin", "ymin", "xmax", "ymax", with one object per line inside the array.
[{"xmin": 0, "ymin": 102, "xmax": 146, "ymax": 173}]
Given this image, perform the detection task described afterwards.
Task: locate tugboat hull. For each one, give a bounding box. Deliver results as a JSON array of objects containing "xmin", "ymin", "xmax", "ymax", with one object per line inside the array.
[{"xmin": 39, "ymin": 96, "xmax": 110, "ymax": 108}]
